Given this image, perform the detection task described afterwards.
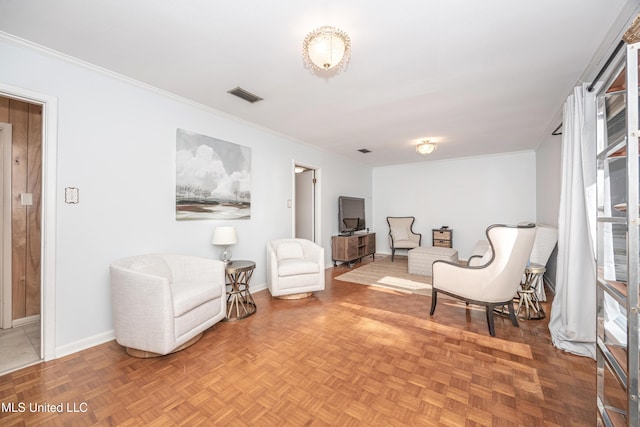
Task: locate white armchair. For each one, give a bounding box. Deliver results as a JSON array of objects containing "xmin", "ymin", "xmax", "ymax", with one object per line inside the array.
[
  {"xmin": 430, "ymin": 224, "xmax": 537, "ymax": 336},
  {"xmin": 468, "ymin": 224, "xmax": 558, "ymax": 301},
  {"xmin": 387, "ymin": 216, "xmax": 422, "ymax": 261},
  {"xmin": 267, "ymin": 238, "xmax": 325, "ymax": 299},
  {"xmin": 110, "ymin": 254, "xmax": 226, "ymax": 357}
]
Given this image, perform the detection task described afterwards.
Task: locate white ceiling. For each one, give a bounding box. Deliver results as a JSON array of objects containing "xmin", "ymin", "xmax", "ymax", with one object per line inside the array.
[{"xmin": 0, "ymin": 0, "xmax": 634, "ymax": 166}]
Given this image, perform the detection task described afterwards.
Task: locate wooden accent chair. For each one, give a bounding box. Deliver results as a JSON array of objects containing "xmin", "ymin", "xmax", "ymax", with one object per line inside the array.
[
  {"xmin": 386, "ymin": 216, "xmax": 422, "ymax": 261},
  {"xmin": 429, "ymin": 223, "xmax": 537, "ymax": 336}
]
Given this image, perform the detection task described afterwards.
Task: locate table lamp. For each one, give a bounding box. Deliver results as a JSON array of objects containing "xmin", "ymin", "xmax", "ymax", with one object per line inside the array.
[{"xmin": 211, "ymin": 226, "xmax": 237, "ymax": 265}]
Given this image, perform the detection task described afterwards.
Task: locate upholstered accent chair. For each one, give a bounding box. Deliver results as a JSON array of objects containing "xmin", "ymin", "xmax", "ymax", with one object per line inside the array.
[
  {"xmin": 267, "ymin": 238, "xmax": 325, "ymax": 299},
  {"xmin": 387, "ymin": 216, "xmax": 422, "ymax": 261},
  {"xmin": 468, "ymin": 223, "xmax": 558, "ymax": 301},
  {"xmin": 110, "ymin": 254, "xmax": 226, "ymax": 357},
  {"xmin": 430, "ymin": 224, "xmax": 537, "ymax": 336}
]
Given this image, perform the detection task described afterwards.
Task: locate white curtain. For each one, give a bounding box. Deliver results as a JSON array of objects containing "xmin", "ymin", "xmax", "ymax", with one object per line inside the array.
[{"xmin": 549, "ymin": 83, "xmax": 597, "ymax": 359}]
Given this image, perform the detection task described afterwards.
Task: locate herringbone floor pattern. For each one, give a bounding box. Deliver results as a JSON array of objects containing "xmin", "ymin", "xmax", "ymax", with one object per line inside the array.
[{"xmin": 0, "ymin": 260, "xmax": 595, "ymax": 426}]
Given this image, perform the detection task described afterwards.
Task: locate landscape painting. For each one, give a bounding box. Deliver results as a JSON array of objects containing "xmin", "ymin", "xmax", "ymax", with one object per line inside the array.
[{"xmin": 176, "ymin": 129, "xmax": 251, "ymax": 220}]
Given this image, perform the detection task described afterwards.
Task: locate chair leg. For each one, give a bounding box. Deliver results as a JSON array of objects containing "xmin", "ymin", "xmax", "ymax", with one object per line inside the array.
[
  {"xmin": 508, "ymin": 302, "xmax": 519, "ymax": 327},
  {"xmin": 485, "ymin": 306, "xmax": 496, "ymax": 337},
  {"xmin": 391, "ymin": 248, "xmax": 395, "ymax": 262},
  {"xmin": 429, "ymin": 290, "xmax": 438, "ymax": 315}
]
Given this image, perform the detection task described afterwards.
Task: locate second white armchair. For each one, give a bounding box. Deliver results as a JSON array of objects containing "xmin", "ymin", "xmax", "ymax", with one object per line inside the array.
[{"xmin": 267, "ymin": 238, "xmax": 325, "ymax": 299}]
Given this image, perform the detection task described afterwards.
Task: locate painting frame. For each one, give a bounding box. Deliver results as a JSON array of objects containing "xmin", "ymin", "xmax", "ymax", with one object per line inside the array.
[{"xmin": 175, "ymin": 129, "xmax": 251, "ymax": 220}]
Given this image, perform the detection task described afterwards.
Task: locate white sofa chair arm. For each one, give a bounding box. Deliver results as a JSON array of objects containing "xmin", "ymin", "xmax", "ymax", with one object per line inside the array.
[
  {"xmin": 303, "ymin": 242, "xmax": 323, "ymax": 264},
  {"xmin": 110, "ymin": 268, "xmax": 175, "ymax": 352},
  {"xmin": 266, "ymin": 242, "xmax": 279, "ymax": 289},
  {"xmin": 468, "ymin": 240, "xmax": 491, "ymax": 267},
  {"xmin": 433, "ymin": 260, "xmax": 516, "ymax": 303},
  {"xmin": 165, "ymin": 254, "xmax": 226, "ymax": 283}
]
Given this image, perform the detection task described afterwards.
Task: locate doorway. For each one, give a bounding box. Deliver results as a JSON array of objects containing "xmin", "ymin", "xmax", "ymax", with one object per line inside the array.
[
  {"xmin": 0, "ymin": 98, "xmax": 43, "ymax": 375},
  {"xmin": 0, "ymin": 83, "xmax": 58, "ymax": 371},
  {"xmin": 294, "ymin": 163, "xmax": 321, "ymax": 244}
]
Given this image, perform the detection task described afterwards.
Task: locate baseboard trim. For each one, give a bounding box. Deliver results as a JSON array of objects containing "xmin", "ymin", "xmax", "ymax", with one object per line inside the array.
[
  {"xmin": 251, "ymin": 281, "xmax": 267, "ymax": 293},
  {"xmin": 12, "ymin": 314, "xmax": 40, "ymax": 327},
  {"xmin": 55, "ymin": 330, "xmax": 115, "ymax": 359},
  {"xmin": 544, "ymin": 274, "xmax": 556, "ymax": 294}
]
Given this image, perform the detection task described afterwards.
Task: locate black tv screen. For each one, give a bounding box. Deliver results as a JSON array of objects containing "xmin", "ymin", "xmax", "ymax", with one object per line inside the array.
[{"xmin": 338, "ymin": 196, "xmax": 365, "ymax": 234}]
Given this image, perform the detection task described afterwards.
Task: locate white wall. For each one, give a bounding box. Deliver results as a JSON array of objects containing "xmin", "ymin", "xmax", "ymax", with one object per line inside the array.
[
  {"xmin": 0, "ymin": 38, "xmax": 372, "ymax": 355},
  {"xmin": 372, "ymin": 151, "xmax": 536, "ymax": 259},
  {"xmin": 534, "ymin": 122, "xmax": 563, "ymax": 291},
  {"xmin": 535, "ymin": 132, "xmax": 562, "ymax": 226}
]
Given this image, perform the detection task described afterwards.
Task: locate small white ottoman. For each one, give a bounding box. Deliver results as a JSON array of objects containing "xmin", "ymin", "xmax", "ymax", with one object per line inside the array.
[{"xmin": 408, "ymin": 246, "xmax": 458, "ymax": 276}]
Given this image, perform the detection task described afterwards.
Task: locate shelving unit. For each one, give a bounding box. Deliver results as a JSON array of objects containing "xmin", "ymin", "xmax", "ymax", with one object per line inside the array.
[
  {"xmin": 331, "ymin": 232, "xmax": 375, "ymax": 267},
  {"xmin": 595, "ymin": 40, "xmax": 640, "ymax": 426},
  {"xmin": 432, "ymin": 228, "xmax": 453, "ymax": 248}
]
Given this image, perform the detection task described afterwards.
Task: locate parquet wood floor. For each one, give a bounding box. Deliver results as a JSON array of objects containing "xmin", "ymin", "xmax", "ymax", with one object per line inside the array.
[{"xmin": 0, "ymin": 259, "xmax": 595, "ymax": 426}]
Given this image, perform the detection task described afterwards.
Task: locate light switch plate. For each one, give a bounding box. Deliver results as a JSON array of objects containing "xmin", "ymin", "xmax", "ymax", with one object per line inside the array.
[
  {"xmin": 65, "ymin": 187, "xmax": 79, "ymax": 204},
  {"xmin": 20, "ymin": 193, "xmax": 33, "ymax": 206}
]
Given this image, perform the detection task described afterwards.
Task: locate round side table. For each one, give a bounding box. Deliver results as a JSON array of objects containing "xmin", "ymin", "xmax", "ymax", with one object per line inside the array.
[
  {"xmin": 224, "ymin": 260, "xmax": 256, "ymax": 321},
  {"xmin": 517, "ymin": 262, "xmax": 546, "ymax": 320}
]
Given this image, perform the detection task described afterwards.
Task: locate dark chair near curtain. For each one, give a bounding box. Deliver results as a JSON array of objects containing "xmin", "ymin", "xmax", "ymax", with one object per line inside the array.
[
  {"xmin": 429, "ymin": 223, "xmax": 537, "ymax": 336},
  {"xmin": 386, "ymin": 216, "xmax": 422, "ymax": 261}
]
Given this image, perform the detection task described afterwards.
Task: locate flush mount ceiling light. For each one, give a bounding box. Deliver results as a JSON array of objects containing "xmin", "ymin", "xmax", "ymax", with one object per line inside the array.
[
  {"xmin": 302, "ymin": 26, "xmax": 351, "ymax": 72},
  {"xmin": 416, "ymin": 140, "xmax": 437, "ymax": 155}
]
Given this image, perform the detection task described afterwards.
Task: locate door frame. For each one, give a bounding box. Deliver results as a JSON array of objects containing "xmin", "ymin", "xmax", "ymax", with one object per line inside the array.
[
  {"xmin": 0, "ymin": 82, "xmax": 58, "ymax": 361},
  {"xmin": 292, "ymin": 160, "xmax": 322, "ymax": 245},
  {"xmin": 0, "ymin": 123, "xmax": 11, "ymax": 329}
]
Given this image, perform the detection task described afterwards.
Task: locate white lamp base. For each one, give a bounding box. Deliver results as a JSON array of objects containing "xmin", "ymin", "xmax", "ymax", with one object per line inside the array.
[{"xmin": 220, "ymin": 246, "xmax": 232, "ymax": 265}]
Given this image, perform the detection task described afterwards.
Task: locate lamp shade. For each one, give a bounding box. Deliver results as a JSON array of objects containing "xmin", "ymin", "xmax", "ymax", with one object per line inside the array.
[
  {"xmin": 211, "ymin": 227, "xmax": 238, "ymax": 245},
  {"xmin": 303, "ymin": 26, "xmax": 351, "ymax": 72}
]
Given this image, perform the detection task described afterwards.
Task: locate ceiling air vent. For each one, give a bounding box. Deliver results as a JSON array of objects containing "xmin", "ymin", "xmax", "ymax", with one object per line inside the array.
[
  {"xmin": 358, "ymin": 148, "xmax": 372, "ymax": 153},
  {"xmin": 227, "ymin": 87, "xmax": 263, "ymax": 103}
]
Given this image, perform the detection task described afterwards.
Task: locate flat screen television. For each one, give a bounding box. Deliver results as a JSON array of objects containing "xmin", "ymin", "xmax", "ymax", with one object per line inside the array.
[{"xmin": 338, "ymin": 196, "xmax": 366, "ymax": 235}]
